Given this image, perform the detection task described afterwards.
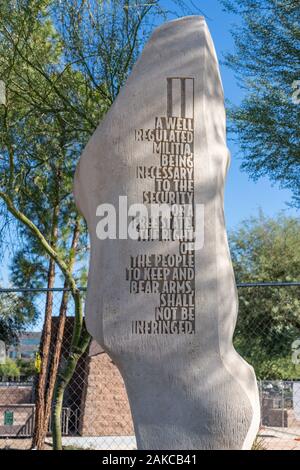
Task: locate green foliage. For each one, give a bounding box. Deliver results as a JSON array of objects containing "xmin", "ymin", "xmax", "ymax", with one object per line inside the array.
[
  {"xmin": 230, "ymin": 212, "xmax": 300, "ymax": 379},
  {"xmin": 0, "ymin": 290, "xmax": 37, "ymax": 346},
  {"xmin": 0, "ymin": 358, "xmax": 20, "ymax": 379},
  {"xmin": 16, "ymin": 358, "xmax": 37, "ymax": 379},
  {"xmin": 221, "ymin": 0, "xmax": 300, "ymax": 207}
]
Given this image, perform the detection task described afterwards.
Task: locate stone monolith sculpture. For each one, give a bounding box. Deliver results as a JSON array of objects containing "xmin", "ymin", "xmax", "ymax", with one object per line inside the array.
[{"xmin": 73, "ymin": 16, "xmax": 260, "ymax": 450}]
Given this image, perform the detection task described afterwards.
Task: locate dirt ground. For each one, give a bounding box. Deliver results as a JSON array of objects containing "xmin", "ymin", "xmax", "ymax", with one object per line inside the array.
[{"xmin": 259, "ymin": 427, "xmax": 300, "ymax": 450}]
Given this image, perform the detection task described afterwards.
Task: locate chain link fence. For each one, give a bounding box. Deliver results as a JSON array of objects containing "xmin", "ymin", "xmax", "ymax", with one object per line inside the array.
[{"xmin": 0, "ymin": 285, "xmax": 300, "ymax": 450}]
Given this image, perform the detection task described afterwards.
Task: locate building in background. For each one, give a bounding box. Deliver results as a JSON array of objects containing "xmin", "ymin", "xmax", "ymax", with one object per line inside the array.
[{"xmin": 7, "ymin": 332, "xmax": 41, "ymax": 361}]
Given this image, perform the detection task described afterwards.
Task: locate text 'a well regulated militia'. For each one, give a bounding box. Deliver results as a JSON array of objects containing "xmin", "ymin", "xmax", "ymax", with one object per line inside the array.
[{"xmin": 127, "ymin": 101, "xmax": 196, "ymax": 335}]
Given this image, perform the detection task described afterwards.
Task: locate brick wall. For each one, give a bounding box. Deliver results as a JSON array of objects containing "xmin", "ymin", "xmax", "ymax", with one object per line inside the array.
[
  {"xmin": 0, "ymin": 386, "xmax": 33, "ymax": 405},
  {"xmin": 79, "ymin": 348, "xmax": 134, "ymax": 436}
]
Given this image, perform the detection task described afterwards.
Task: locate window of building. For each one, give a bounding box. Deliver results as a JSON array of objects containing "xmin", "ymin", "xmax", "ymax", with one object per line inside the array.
[
  {"xmin": 21, "ymin": 351, "xmax": 35, "ymax": 359},
  {"xmin": 21, "ymin": 338, "xmax": 40, "ymax": 346}
]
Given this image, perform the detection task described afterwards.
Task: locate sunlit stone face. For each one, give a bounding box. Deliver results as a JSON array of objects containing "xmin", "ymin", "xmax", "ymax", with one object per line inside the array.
[{"xmin": 74, "ymin": 16, "xmax": 260, "ymax": 450}]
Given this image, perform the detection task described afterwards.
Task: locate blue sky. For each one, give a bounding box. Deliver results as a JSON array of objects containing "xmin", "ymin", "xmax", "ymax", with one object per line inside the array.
[{"xmin": 161, "ymin": 0, "xmax": 298, "ymax": 229}]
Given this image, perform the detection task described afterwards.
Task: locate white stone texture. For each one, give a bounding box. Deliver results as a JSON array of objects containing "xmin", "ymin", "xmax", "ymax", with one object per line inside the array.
[{"xmin": 74, "ymin": 16, "xmax": 260, "ymax": 450}]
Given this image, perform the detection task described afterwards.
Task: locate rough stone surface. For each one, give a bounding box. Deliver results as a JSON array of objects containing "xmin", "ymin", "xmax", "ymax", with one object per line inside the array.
[{"xmin": 74, "ymin": 16, "xmax": 260, "ymax": 450}]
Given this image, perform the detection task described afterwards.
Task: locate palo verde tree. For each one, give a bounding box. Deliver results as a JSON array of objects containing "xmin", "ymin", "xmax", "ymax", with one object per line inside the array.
[
  {"xmin": 0, "ymin": 289, "xmax": 38, "ymax": 348},
  {"xmin": 0, "ymin": 0, "xmax": 100, "ymax": 449},
  {"xmin": 0, "ymin": 0, "xmax": 199, "ymax": 450},
  {"xmin": 221, "ymin": 0, "xmax": 300, "ymax": 207}
]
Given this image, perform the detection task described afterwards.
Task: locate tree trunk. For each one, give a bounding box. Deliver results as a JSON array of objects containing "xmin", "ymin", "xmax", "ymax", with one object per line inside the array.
[
  {"xmin": 42, "ymin": 289, "xmax": 68, "ymax": 441},
  {"xmin": 31, "ymin": 205, "xmax": 59, "ymax": 450},
  {"xmin": 52, "ymin": 326, "xmax": 90, "ymax": 450},
  {"xmin": 43, "ymin": 220, "xmax": 81, "ymax": 443},
  {"xmin": 31, "ymin": 257, "xmax": 56, "ymax": 449}
]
